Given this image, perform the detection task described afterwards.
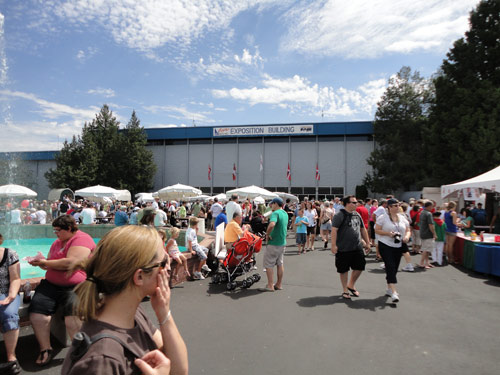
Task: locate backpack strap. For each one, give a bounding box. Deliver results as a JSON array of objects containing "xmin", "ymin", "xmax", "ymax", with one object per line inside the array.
[{"xmin": 69, "ymin": 331, "xmax": 142, "ymax": 370}]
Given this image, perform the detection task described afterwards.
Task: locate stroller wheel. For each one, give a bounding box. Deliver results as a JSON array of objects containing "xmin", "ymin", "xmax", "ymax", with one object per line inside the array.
[
  {"xmin": 246, "ymin": 277, "xmax": 254, "ymax": 286},
  {"xmin": 231, "ymin": 281, "xmax": 237, "ymax": 290},
  {"xmin": 226, "ymin": 282, "xmax": 233, "ymax": 291},
  {"xmin": 253, "ymin": 274, "xmax": 261, "ymax": 282},
  {"xmin": 241, "ymin": 279, "xmax": 248, "ymax": 288},
  {"xmin": 221, "ymin": 274, "xmax": 228, "ymax": 282},
  {"xmin": 213, "ymin": 274, "xmax": 221, "ymax": 284}
]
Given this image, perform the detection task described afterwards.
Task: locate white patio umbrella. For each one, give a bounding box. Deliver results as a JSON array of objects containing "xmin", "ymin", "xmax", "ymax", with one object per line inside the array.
[
  {"xmin": 186, "ymin": 194, "xmax": 211, "ymax": 202},
  {"xmin": 212, "ymin": 193, "xmax": 228, "ymax": 202},
  {"xmin": 115, "ymin": 189, "xmax": 131, "ymax": 201},
  {"xmin": 275, "ymin": 191, "xmax": 299, "ymax": 203},
  {"xmin": 156, "ymin": 183, "xmax": 202, "ymax": 201},
  {"xmin": 75, "ymin": 185, "xmax": 119, "ymax": 199},
  {"xmin": 226, "ymin": 185, "xmax": 278, "ymax": 200},
  {"xmin": 0, "ymin": 184, "xmax": 37, "ymax": 198}
]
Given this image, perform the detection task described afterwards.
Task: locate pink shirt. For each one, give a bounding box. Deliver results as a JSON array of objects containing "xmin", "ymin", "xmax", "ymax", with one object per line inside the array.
[{"xmin": 46, "ymin": 230, "xmax": 96, "ymax": 286}]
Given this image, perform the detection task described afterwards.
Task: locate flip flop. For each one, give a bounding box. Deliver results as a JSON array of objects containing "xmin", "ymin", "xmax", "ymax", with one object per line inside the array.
[
  {"xmin": 274, "ymin": 285, "xmax": 283, "ymax": 290},
  {"xmin": 347, "ymin": 287, "xmax": 360, "ymax": 297},
  {"xmin": 342, "ymin": 292, "xmax": 351, "ymax": 299},
  {"xmin": 36, "ymin": 348, "xmax": 54, "ymax": 367}
]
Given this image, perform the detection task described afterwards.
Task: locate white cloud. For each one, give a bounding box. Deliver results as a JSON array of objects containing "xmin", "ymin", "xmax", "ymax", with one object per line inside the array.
[
  {"xmin": 76, "ymin": 47, "xmax": 98, "ymax": 62},
  {"xmin": 143, "ymin": 104, "xmax": 215, "ymax": 123},
  {"xmin": 87, "ymin": 88, "xmax": 116, "ymax": 98},
  {"xmin": 43, "ymin": 0, "xmax": 281, "ymax": 52},
  {"xmin": 212, "ymin": 74, "xmax": 387, "ymax": 118},
  {"xmin": 234, "ymin": 48, "xmax": 263, "ymax": 66},
  {"xmin": 281, "ymin": 0, "xmax": 478, "ymax": 58},
  {"xmin": 182, "ymin": 57, "xmax": 244, "ymax": 82},
  {"xmin": 0, "ymin": 89, "xmax": 97, "ymax": 120}
]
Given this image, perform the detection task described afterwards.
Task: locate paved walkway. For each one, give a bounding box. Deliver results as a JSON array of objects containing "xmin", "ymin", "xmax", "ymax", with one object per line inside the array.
[{"xmin": 4, "ymin": 236, "xmax": 500, "ymax": 374}]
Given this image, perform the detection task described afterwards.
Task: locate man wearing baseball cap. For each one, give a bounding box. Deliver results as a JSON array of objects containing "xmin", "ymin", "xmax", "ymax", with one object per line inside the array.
[{"xmin": 259, "ymin": 197, "xmax": 288, "ymax": 292}]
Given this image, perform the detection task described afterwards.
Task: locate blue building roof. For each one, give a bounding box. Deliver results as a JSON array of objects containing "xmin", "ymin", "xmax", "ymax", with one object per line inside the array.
[{"xmin": 145, "ymin": 121, "xmax": 373, "ymax": 140}]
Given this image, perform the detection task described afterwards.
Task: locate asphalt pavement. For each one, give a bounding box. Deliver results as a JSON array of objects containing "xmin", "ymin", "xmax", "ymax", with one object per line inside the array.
[{"xmin": 4, "ymin": 235, "xmax": 500, "ymax": 375}]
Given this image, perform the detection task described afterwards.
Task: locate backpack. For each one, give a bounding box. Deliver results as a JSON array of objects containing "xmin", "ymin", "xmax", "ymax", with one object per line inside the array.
[{"xmin": 68, "ymin": 331, "xmax": 142, "ymax": 373}]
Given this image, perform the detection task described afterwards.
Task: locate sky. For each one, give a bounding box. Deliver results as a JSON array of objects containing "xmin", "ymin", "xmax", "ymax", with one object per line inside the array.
[{"xmin": 0, "ymin": 0, "xmax": 481, "ymax": 152}]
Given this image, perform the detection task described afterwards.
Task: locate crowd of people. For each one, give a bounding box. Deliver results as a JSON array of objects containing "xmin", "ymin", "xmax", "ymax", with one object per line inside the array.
[{"xmin": 0, "ymin": 191, "xmax": 498, "ymax": 374}]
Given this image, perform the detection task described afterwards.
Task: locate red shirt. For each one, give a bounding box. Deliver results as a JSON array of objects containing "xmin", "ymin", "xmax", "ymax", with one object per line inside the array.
[
  {"xmin": 46, "ymin": 230, "xmax": 96, "ymax": 286},
  {"xmin": 410, "ymin": 209, "xmax": 422, "ymax": 230},
  {"xmin": 356, "ymin": 206, "xmax": 369, "ymax": 229}
]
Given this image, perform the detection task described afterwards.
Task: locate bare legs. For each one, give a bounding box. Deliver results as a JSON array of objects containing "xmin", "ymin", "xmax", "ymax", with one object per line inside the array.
[
  {"xmin": 3, "ymin": 329, "xmax": 19, "ymax": 362},
  {"xmin": 446, "ymin": 234, "xmax": 456, "ymax": 263},
  {"xmin": 264, "ymin": 265, "xmax": 284, "ymax": 290},
  {"xmin": 340, "ymin": 270, "xmax": 362, "ymax": 294}
]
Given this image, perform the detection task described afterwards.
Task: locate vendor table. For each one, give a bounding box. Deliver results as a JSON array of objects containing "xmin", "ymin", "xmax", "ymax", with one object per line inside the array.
[{"xmin": 454, "ymin": 233, "xmax": 500, "ymax": 274}]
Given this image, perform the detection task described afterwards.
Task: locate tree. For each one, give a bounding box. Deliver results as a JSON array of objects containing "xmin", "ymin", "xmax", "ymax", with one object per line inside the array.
[
  {"xmin": 427, "ymin": 0, "xmax": 500, "ymax": 184},
  {"xmin": 364, "ymin": 66, "xmax": 433, "ymax": 193},
  {"xmin": 45, "ymin": 105, "xmax": 156, "ymax": 195},
  {"xmin": 120, "ymin": 111, "xmax": 156, "ymax": 193}
]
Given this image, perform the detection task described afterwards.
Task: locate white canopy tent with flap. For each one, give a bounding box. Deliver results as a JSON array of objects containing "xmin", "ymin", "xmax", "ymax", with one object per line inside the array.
[{"xmin": 441, "ymin": 165, "xmax": 500, "ymax": 199}]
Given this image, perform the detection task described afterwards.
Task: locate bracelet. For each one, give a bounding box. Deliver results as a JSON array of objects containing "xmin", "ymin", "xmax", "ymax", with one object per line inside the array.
[{"xmin": 159, "ymin": 310, "xmax": 171, "ymax": 326}]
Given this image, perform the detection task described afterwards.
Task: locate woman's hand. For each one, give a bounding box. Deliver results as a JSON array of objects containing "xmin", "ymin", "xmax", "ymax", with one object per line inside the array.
[
  {"xmin": 135, "ymin": 349, "xmax": 171, "ymax": 375},
  {"xmin": 150, "ymin": 268, "xmax": 171, "ymax": 323},
  {"xmin": 0, "ymin": 296, "xmax": 12, "ymax": 305},
  {"xmin": 29, "ymin": 259, "xmax": 47, "ymax": 270}
]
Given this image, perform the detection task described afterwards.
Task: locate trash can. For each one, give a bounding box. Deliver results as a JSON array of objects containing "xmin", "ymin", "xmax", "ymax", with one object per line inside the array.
[
  {"xmin": 463, "ymin": 240, "xmax": 475, "ymax": 270},
  {"xmin": 491, "ymin": 246, "xmax": 500, "ymax": 277},
  {"xmin": 473, "ymin": 244, "xmax": 491, "ymax": 274}
]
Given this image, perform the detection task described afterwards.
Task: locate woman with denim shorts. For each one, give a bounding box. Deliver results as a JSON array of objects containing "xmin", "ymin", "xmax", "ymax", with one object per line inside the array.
[{"xmin": 0, "ymin": 233, "xmax": 21, "ymax": 374}]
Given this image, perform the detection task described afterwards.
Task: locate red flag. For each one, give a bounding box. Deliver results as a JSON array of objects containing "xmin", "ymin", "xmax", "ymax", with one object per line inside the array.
[
  {"xmin": 286, "ymin": 163, "xmax": 291, "ymax": 181},
  {"xmin": 315, "ymin": 163, "xmax": 320, "ymax": 181},
  {"xmin": 208, "ymin": 164, "xmax": 211, "ymax": 181},
  {"xmin": 232, "ymin": 163, "xmax": 237, "ymax": 181}
]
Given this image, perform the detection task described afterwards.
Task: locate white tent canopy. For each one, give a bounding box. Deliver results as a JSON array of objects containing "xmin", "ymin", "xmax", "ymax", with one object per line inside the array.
[
  {"xmin": 135, "ymin": 192, "xmax": 155, "ymax": 203},
  {"xmin": 441, "ymin": 165, "xmax": 500, "ymax": 199},
  {"xmin": 212, "ymin": 193, "xmax": 228, "ymax": 202},
  {"xmin": 75, "ymin": 185, "xmax": 119, "ymax": 199},
  {"xmin": 156, "ymin": 183, "xmax": 202, "ymax": 201},
  {"xmin": 226, "ymin": 185, "xmax": 278, "ymax": 200},
  {"xmin": 0, "ymin": 184, "xmax": 37, "ymax": 198}
]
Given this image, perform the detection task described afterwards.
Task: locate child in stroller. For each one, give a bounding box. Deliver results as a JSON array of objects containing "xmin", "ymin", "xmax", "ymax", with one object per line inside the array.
[{"xmin": 211, "ymin": 230, "xmax": 263, "ymax": 290}]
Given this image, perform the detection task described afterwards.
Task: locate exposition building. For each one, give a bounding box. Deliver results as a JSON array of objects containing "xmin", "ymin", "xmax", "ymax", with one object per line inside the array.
[{"xmin": 1, "ymin": 121, "xmax": 375, "ymax": 201}]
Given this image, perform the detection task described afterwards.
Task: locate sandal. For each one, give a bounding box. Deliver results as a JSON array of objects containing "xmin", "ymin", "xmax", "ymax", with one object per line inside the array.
[
  {"xmin": 347, "ymin": 287, "xmax": 360, "ymax": 297},
  {"xmin": 342, "ymin": 292, "xmax": 351, "ymax": 299},
  {"xmin": 36, "ymin": 348, "xmax": 54, "ymax": 367}
]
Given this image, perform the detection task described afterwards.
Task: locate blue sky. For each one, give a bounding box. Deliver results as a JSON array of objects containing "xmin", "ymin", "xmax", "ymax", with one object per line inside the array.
[{"xmin": 0, "ymin": 0, "xmax": 480, "ymax": 151}]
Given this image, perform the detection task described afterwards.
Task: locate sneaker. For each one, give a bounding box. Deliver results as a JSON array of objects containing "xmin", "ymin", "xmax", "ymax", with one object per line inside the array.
[
  {"xmin": 324, "ymin": 240, "xmax": 328, "ymax": 249},
  {"xmin": 201, "ymin": 264, "xmax": 211, "ymax": 272},
  {"xmin": 385, "ymin": 289, "xmax": 392, "ymax": 297},
  {"xmin": 193, "ymin": 272, "xmax": 205, "ymax": 280},
  {"xmin": 379, "ymin": 263, "xmax": 385, "ymax": 269},
  {"xmin": 402, "ymin": 263, "xmax": 414, "ymax": 272},
  {"xmin": 391, "ymin": 291, "xmax": 400, "ymax": 303}
]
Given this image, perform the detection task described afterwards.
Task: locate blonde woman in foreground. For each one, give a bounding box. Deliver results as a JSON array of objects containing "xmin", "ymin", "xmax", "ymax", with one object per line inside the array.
[{"xmin": 61, "ymin": 225, "xmax": 188, "ymax": 375}]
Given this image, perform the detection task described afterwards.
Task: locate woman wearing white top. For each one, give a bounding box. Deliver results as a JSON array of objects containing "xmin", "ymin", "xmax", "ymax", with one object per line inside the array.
[
  {"xmin": 375, "ymin": 199, "xmax": 411, "ymax": 303},
  {"xmin": 304, "ymin": 202, "xmax": 318, "ymax": 251}
]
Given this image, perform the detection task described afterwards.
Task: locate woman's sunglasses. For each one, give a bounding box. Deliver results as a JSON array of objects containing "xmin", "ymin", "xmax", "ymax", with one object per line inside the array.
[{"xmin": 142, "ymin": 256, "xmax": 168, "ymax": 272}]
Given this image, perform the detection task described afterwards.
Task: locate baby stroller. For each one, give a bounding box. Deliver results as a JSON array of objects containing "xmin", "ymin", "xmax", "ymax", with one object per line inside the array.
[{"xmin": 211, "ymin": 230, "xmax": 263, "ymax": 291}]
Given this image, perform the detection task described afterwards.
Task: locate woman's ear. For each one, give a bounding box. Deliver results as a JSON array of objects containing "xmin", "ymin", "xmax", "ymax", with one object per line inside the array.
[{"xmin": 132, "ymin": 268, "xmax": 144, "ymax": 286}]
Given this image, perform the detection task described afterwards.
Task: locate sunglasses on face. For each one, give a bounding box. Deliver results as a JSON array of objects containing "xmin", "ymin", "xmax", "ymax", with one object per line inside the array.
[{"xmin": 142, "ymin": 256, "xmax": 168, "ymax": 272}]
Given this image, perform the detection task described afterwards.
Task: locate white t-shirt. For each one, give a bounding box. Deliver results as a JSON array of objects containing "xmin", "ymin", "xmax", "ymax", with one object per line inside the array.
[
  {"xmin": 81, "ymin": 208, "xmax": 96, "ymax": 224},
  {"xmin": 226, "ymin": 201, "xmax": 242, "ymax": 221},
  {"xmin": 35, "ymin": 210, "xmax": 47, "ymax": 224},
  {"xmin": 185, "ymin": 227, "xmax": 199, "ymax": 248},
  {"xmin": 154, "ymin": 209, "xmax": 167, "ymax": 226},
  {"xmin": 304, "ymin": 209, "xmax": 317, "ymax": 227},
  {"xmin": 376, "ymin": 213, "xmax": 409, "ymax": 248},
  {"xmin": 210, "ymin": 203, "xmax": 223, "ymax": 218}
]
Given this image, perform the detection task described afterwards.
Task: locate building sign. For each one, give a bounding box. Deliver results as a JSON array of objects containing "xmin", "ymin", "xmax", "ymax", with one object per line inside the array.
[{"xmin": 213, "ymin": 124, "xmax": 314, "ymax": 137}]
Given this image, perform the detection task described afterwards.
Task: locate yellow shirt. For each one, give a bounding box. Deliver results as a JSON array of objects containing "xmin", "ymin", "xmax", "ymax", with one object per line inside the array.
[{"xmin": 224, "ymin": 220, "xmax": 243, "ymax": 243}]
